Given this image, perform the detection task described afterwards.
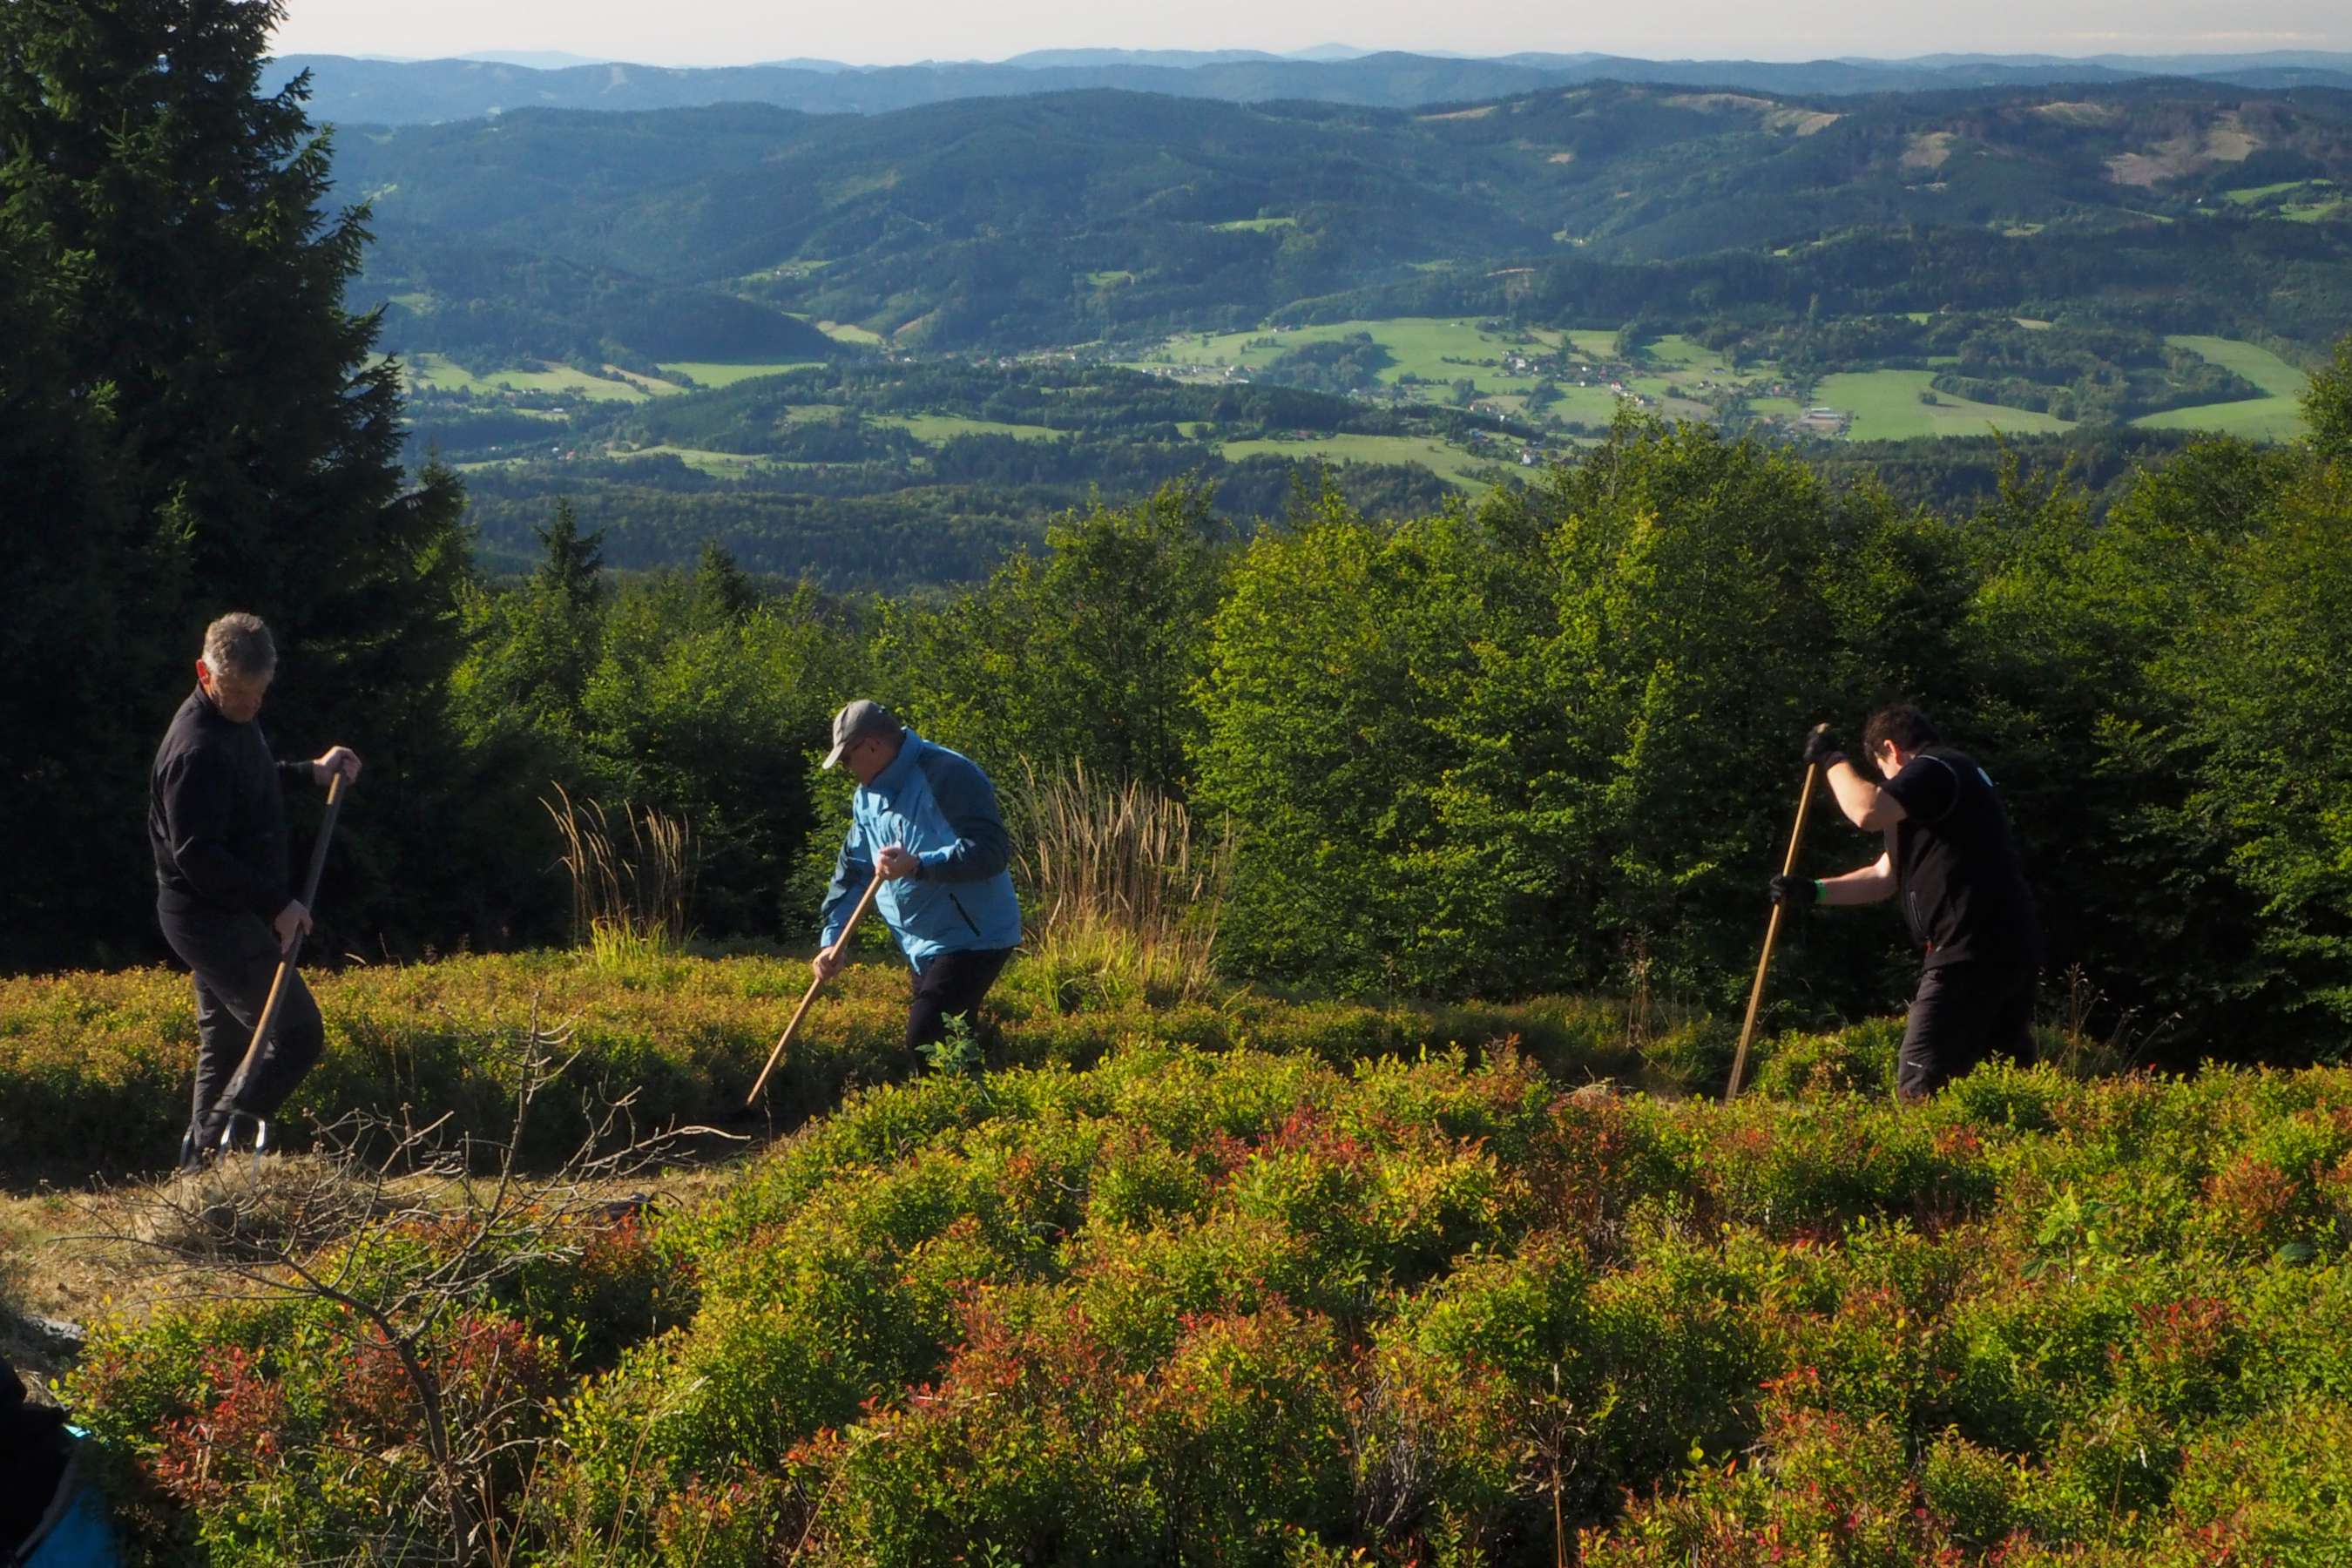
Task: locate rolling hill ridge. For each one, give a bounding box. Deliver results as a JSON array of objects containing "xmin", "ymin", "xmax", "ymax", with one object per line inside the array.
[{"xmin": 341, "ymin": 81, "xmax": 2352, "ymax": 358}]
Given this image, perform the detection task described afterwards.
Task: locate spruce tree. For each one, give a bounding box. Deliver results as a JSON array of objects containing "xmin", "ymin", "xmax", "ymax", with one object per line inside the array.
[{"xmin": 0, "ymin": 0, "xmax": 470, "ymax": 966}]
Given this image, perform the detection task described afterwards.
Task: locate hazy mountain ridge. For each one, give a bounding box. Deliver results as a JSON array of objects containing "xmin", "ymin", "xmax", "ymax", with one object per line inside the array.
[{"xmin": 270, "ymin": 48, "xmax": 2352, "ymax": 125}]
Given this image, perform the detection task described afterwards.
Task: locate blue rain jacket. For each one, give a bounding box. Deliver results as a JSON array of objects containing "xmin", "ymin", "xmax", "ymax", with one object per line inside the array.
[{"xmin": 818, "ymin": 732, "xmax": 1022, "ymax": 969}]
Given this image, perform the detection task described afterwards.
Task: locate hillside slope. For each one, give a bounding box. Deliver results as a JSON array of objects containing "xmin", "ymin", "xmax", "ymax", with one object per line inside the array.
[{"xmin": 335, "ymin": 84, "xmax": 2352, "ymax": 352}]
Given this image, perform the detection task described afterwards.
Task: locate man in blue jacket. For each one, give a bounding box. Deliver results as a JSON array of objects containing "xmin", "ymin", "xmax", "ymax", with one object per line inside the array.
[{"xmin": 811, "ymin": 700, "xmax": 1022, "ymax": 1063}]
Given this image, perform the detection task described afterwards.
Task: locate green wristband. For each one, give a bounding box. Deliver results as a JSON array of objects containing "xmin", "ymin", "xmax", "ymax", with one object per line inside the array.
[{"xmin": 1813, "ymin": 880, "xmax": 1828, "ymax": 905}]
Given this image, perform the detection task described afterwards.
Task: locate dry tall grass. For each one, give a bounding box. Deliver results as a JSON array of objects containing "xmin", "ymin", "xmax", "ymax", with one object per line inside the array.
[
  {"xmin": 1007, "ymin": 760, "xmax": 1233, "ymax": 1010},
  {"xmin": 542, "ymin": 787, "xmax": 697, "ymax": 967}
]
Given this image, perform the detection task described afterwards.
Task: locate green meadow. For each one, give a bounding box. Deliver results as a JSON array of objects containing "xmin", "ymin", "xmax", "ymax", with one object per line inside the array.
[
  {"xmin": 402, "ymin": 353, "xmax": 682, "ymax": 402},
  {"xmin": 1220, "ymin": 431, "xmax": 1513, "ymax": 489},
  {"xmin": 657, "ymin": 361, "xmax": 826, "ymax": 388},
  {"xmin": 873, "ymin": 413, "xmax": 1067, "ymax": 443},
  {"xmin": 1815, "ymin": 368, "xmax": 2077, "ymax": 439},
  {"xmin": 1141, "ymin": 316, "xmax": 1562, "ymax": 396},
  {"xmin": 2135, "ymin": 336, "xmax": 2314, "ymax": 442}
]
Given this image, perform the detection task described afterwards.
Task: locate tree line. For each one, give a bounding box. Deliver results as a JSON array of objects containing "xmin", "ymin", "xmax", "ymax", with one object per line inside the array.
[{"xmin": 430, "ymin": 368, "xmax": 2352, "ymax": 1064}]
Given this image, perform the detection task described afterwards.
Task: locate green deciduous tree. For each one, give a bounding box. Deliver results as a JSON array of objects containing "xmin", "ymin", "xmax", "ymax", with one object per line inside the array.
[
  {"xmin": 877, "ymin": 483, "xmax": 1230, "ymax": 792},
  {"xmin": 1196, "ymin": 489, "xmax": 1561, "ymax": 993}
]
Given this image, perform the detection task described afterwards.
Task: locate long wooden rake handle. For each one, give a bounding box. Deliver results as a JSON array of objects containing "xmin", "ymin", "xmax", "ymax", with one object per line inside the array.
[
  {"xmin": 1725, "ymin": 727, "xmax": 1831, "ymax": 1102},
  {"xmin": 220, "ymin": 770, "xmax": 348, "ymax": 1120},
  {"xmin": 746, "ymin": 868, "xmax": 885, "ymax": 1106}
]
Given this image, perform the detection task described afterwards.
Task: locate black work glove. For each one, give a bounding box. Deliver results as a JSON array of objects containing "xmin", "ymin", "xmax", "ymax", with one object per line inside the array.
[
  {"xmin": 1769, "ymin": 873, "xmax": 1816, "ymax": 915},
  {"xmin": 1802, "ymin": 727, "xmax": 1847, "ymax": 771}
]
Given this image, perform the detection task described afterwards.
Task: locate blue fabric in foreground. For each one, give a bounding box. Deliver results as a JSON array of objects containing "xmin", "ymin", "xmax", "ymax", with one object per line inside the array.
[{"xmin": 19, "ymin": 1434, "xmax": 121, "ymax": 1568}]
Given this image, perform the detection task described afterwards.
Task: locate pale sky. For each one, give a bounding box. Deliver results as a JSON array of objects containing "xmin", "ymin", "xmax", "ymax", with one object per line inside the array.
[{"xmin": 269, "ymin": 0, "xmax": 2349, "ymax": 69}]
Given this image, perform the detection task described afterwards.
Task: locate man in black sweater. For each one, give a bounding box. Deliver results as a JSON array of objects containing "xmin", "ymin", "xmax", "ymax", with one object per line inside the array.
[
  {"xmin": 151, "ymin": 612, "xmax": 361, "ymax": 1167},
  {"xmin": 1770, "ymin": 705, "xmax": 2044, "ymax": 1101}
]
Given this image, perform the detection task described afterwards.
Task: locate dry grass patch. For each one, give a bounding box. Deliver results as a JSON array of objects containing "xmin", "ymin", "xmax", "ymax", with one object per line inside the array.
[
  {"xmin": 2107, "ymin": 112, "xmax": 2262, "ymax": 186},
  {"xmin": 1903, "ymin": 131, "xmax": 1957, "ymax": 170},
  {"xmin": 2035, "ymin": 100, "xmax": 2121, "ymax": 125}
]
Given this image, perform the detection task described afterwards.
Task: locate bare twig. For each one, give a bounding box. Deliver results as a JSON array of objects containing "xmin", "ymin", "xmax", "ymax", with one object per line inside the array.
[{"xmin": 66, "ymin": 998, "xmax": 741, "ymax": 1565}]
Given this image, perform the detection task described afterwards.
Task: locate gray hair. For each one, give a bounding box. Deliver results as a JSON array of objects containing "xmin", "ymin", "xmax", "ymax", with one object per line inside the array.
[{"xmin": 201, "ymin": 612, "xmax": 277, "ymax": 680}]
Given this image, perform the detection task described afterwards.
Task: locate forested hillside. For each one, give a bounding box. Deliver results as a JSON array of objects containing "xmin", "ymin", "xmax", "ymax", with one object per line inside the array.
[{"xmin": 338, "ymin": 82, "xmax": 2352, "ymax": 356}]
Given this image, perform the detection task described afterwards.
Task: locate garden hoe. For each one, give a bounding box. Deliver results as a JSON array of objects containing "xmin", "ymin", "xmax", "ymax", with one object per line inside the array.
[
  {"xmin": 744, "ymin": 867, "xmax": 886, "ymax": 1108},
  {"xmin": 199, "ymin": 771, "xmax": 350, "ymax": 1178},
  {"xmin": 1724, "ymin": 725, "xmax": 1830, "ymax": 1102}
]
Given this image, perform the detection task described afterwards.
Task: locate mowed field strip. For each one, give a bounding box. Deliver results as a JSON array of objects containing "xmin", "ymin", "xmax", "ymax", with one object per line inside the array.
[
  {"xmin": 1220, "ymin": 432, "xmax": 1513, "ymax": 489},
  {"xmin": 2134, "ymin": 337, "xmax": 2313, "ymax": 443},
  {"xmin": 1136, "ymin": 317, "xmax": 1565, "ymax": 397},
  {"xmin": 658, "ymin": 361, "xmax": 827, "ymax": 388},
  {"xmin": 402, "ymin": 353, "xmax": 684, "ymax": 402},
  {"xmin": 871, "ymin": 412, "xmax": 1067, "ymax": 443},
  {"xmin": 1815, "ymin": 369, "xmax": 2078, "ymax": 439}
]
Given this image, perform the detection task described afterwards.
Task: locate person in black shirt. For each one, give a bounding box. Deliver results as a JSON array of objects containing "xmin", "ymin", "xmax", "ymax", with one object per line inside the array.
[
  {"xmin": 151, "ymin": 613, "xmax": 362, "ymax": 1168},
  {"xmin": 1768, "ymin": 705, "xmax": 2044, "ymax": 1101}
]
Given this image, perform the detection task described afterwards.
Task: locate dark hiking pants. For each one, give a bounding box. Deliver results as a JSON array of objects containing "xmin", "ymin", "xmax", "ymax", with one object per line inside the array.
[
  {"xmin": 1899, "ymin": 961, "xmax": 2037, "ymax": 1102},
  {"xmin": 907, "ymin": 947, "xmax": 1015, "ymax": 1060},
  {"xmin": 158, "ymin": 901, "xmax": 325, "ymax": 1144}
]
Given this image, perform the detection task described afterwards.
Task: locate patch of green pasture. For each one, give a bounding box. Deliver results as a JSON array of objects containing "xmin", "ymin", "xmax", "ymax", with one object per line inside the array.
[
  {"xmin": 2283, "ymin": 199, "xmax": 2345, "ymax": 222},
  {"xmin": 2131, "ymin": 336, "xmax": 2310, "ymax": 442},
  {"xmin": 1641, "ymin": 335, "xmax": 1722, "ymax": 370},
  {"xmin": 1146, "ymin": 318, "xmax": 1556, "ymax": 396},
  {"xmin": 1545, "ymin": 386, "xmax": 1635, "ymax": 425},
  {"xmin": 658, "ymin": 361, "xmax": 824, "ymax": 388},
  {"xmin": 1085, "ymin": 270, "xmax": 1136, "ymax": 287},
  {"xmin": 875, "ymin": 413, "xmax": 1065, "ymax": 443},
  {"xmin": 615, "ymin": 446, "xmax": 775, "ymax": 476},
  {"xmin": 2222, "ymin": 179, "xmax": 2324, "ymax": 205},
  {"xmin": 1814, "ymin": 369, "xmax": 2076, "ymax": 439},
  {"xmin": 1220, "ymin": 432, "xmax": 1506, "ymax": 490},
  {"xmin": 401, "ymin": 354, "xmax": 678, "ymax": 402},
  {"xmin": 814, "ymin": 320, "xmax": 885, "ymax": 345},
  {"xmin": 2133, "ymin": 399, "xmax": 2309, "ymax": 440},
  {"xmin": 2160, "ymin": 336, "xmax": 2308, "ymax": 397},
  {"xmin": 1565, "ymin": 330, "xmax": 1621, "ymax": 361}
]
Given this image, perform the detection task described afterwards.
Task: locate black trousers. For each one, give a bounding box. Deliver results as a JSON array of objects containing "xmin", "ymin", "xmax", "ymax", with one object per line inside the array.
[
  {"xmin": 1899, "ymin": 960, "xmax": 2037, "ymax": 1101},
  {"xmin": 907, "ymin": 947, "xmax": 1015, "ymax": 1058},
  {"xmin": 157, "ymin": 900, "xmax": 325, "ymax": 1139}
]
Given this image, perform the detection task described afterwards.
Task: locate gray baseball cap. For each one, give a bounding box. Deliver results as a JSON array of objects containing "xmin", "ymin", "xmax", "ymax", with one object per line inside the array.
[{"xmin": 822, "ymin": 699, "xmax": 903, "ymax": 769}]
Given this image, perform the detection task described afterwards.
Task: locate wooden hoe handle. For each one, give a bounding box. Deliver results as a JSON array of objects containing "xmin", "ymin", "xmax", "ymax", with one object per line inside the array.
[
  {"xmin": 1725, "ymin": 727, "xmax": 1830, "ymax": 1102},
  {"xmin": 220, "ymin": 771, "xmax": 348, "ymax": 1119},
  {"xmin": 746, "ymin": 868, "xmax": 886, "ymax": 1106}
]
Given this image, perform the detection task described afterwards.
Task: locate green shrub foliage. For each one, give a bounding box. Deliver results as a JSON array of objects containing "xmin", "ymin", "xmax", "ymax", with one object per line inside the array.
[{"xmin": 67, "ymin": 1030, "xmax": 2352, "ymax": 1563}]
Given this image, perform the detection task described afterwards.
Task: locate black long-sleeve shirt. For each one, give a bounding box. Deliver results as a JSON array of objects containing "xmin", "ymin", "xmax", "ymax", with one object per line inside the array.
[{"xmin": 150, "ymin": 687, "xmax": 312, "ymax": 919}]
